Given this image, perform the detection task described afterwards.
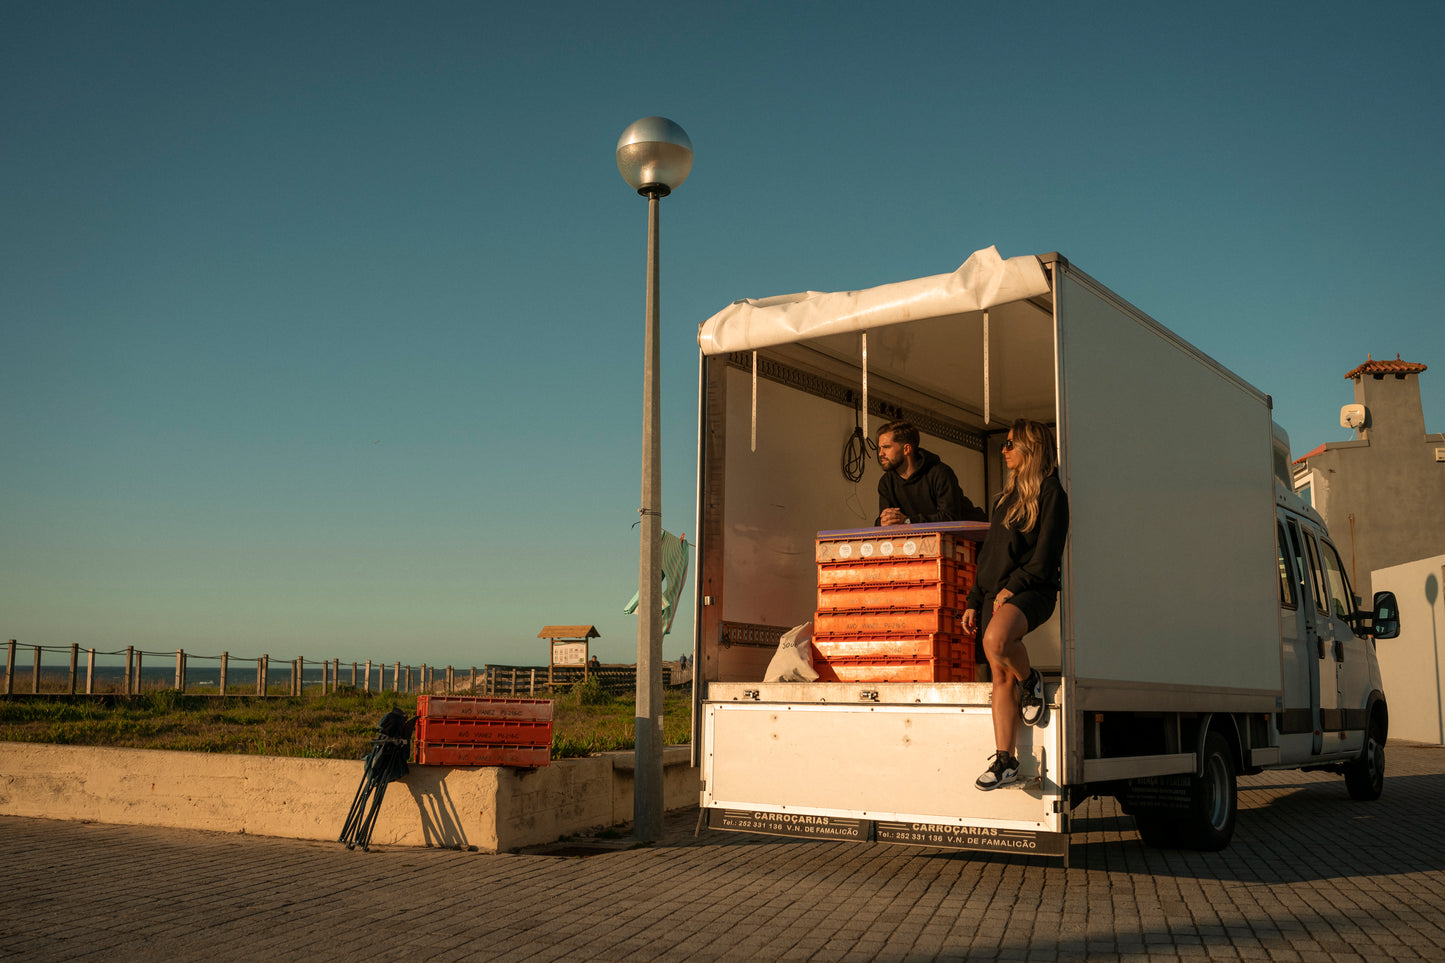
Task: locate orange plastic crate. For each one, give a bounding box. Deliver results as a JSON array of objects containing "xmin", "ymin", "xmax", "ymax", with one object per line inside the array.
[
  {"xmin": 812, "ymin": 634, "xmax": 975, "ymax": 662},
  {"xmin": 817, "ymin": 556, "xmax": 975, "ymax": 588},
  {"xmin": 814, "ymin": 659, "xmax": 977, "ymax": 683},
  {"xmin": 415, "ymin": 717, "xmax": 552, "ymax": 747},
  {"xmin": 817, "ymin": 580, "xmax": 968, "ymax": 613},
  {"xmin": 813, "ymin": 607, "xmax": 965, "ymax": 637},
  {"xmin": 416, "ymin": 695, "xmax": 553, "ymax": 722},
  {"xmin": 414, "ymin": 743, "xmax": 550, "ymax": 767},
  {"xmin": 815, "ymin": 531, "xmax": 977, "ymax": 565}
]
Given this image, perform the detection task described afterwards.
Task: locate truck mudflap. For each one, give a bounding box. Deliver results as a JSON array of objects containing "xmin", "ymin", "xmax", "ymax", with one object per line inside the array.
[
  {"xmin": 705, "ymin": 808, "xmax": 1069, "ymax": 857},
  {"xmin": 701, "ymin": 682, "xmax": 1067, "ymax": 857}
]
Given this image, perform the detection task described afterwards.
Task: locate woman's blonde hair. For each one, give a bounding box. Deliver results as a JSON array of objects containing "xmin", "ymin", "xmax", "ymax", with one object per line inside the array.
[{"xmin": 997, "ymin": 418, "xmax": 1058, "ymax": 533}]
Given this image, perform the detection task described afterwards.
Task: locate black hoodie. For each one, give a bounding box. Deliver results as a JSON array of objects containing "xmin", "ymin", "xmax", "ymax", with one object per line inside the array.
[{"xmin": 876, "ymin": 448, "xmax": 986, "ymax": 525}]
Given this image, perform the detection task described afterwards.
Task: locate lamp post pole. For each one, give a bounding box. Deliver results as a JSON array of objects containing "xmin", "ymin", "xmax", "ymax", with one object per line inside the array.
[{"xmin": 617, "ymin": 117, "xmax": 692, "ymax": 842}]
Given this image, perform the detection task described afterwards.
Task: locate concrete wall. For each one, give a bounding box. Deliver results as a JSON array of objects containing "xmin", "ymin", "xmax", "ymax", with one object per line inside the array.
[
  {"xmin": 1373, "ymin": 554, "xmax": 1445, "ymax": 746},
  {"xmin": 0, "ymin": 744, "xmax": 699, "ymax": 852}
]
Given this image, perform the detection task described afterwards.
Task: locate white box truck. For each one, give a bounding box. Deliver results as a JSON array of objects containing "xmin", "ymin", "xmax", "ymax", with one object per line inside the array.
[{"xmin": 688, "ymin": 248, "xmax": 1401, "ymax": 857}]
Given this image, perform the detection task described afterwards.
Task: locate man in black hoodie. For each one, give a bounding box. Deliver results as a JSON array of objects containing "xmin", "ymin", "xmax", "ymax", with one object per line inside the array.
[{"xmin": 875, "ymin": 421, "xmax": 986, "ymax": 526}]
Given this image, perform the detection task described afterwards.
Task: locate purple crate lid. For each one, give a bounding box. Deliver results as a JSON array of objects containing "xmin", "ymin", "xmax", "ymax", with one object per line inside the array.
[{"xmin": 816, "ymin": 520, "xmax": 990, "ymax": 539}]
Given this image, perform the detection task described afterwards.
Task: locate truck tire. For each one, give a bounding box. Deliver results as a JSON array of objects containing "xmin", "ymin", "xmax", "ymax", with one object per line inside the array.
[
  {"xmin": 1181, "ymin": 732, "xmax": 1236, "ymax": 851},
  {"xmin": 1344, "ymin": 712, "xmax": 1386, "ymax": 801}
]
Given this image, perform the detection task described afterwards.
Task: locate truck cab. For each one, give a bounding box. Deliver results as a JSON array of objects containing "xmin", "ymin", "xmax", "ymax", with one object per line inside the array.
[{"xmin": 1274, "ymin": 483, "xmax": 1392, "ymax": 796}]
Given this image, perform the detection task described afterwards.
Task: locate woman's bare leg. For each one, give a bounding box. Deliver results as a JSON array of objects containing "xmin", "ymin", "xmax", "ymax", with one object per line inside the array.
[{"xmin": 982, "ymin": 604, "xmax": 1032, "ymax": 754}]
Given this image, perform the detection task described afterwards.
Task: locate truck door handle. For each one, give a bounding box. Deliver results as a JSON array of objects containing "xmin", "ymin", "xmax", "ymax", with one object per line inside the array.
[
  {"xmin": 1316, "ymin": 636, "xmax": 1326, "ymax": 659},
  {"xmin": 1334, "ymin": 640, "xmax": 1344, "ymax": 663}
]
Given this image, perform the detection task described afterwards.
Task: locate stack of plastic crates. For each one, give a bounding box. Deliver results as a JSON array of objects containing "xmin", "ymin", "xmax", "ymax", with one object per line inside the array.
[
  {"xmin": 812, "ymin": 527, "xmax": 980, "ymax": 682},
  {"xmin": 413, "ymin": 696, "xmax": 553, "ymax": 767}
]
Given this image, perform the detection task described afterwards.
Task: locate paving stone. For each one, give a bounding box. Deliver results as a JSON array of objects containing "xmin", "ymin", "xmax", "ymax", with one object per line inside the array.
[{"xmin": 4, "ymin": 744, "xmax": 1445, "ymax": 962}]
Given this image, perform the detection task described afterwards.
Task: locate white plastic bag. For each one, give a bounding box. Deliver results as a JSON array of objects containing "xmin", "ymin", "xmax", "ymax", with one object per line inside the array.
[{"xmin": 763, "ymin": 621, "xmax": 819, "ymax": 682}]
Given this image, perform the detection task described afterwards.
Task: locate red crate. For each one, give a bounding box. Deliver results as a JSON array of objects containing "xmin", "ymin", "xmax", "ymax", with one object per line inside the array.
[
  {"xmin": 414, "ymin": 743, "xmax": 551, "ymax": 767},
  {"xmin": 814, "ymin": 659, "xmax": 977, "ymax": 683},
  {"xmin": 812, "ymin": 634, "xmax": 974, "ymax": 663},
  {"xmin": 813, "ymin": 607, "xmax": 965, "ymax": 638},
  {"xmin": 817, "ymin": 580, "xmax": 967, "ymax": 613},
  {"xmin": 415, "ymin": 717, "xmax": 552, "ymax": 747},
  {"xmin": 817, "ymin": 556, "xmax": 975, "ymax": 588},
  {"xmin": 416, "ymin": 695, "xmax": 553, "ymax": 722}
]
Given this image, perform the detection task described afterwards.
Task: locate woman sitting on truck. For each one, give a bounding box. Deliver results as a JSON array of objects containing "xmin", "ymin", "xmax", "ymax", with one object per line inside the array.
[{"xmin": 963, "ymin": 418, "xmax": 1070, "ymax": 791}]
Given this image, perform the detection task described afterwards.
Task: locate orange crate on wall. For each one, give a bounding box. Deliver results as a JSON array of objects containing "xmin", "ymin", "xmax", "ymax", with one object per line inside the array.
[
  {"xmin": 415, "ymin": 717, "xmax": 552, "ymax": 748},
  {"xmin": 416, "ymin": 695, "xmax": 553, "ymax": 722},
  {"xmin": 413, "ymin": 695, "xmax": 553, "ymax": 768},
  {"xmin": 414, "ymin": 743, "xmax": 551, "ymax": 767}
]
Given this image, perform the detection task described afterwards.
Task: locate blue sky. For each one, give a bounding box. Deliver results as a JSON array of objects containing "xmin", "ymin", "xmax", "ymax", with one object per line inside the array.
[{"xmin": 4, "ymin": 1, "xmax": 1442, "ymax": 667}]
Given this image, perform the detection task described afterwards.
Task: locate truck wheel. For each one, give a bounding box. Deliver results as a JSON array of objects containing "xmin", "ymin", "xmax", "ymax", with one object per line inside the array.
[
  {"xmin": 1344, "ymin": 713, "xmax": 1386, "ymax": 801},
  {"xmin": 1181, "ymin": 732, "xmax": 1236, "ymax": 851}
]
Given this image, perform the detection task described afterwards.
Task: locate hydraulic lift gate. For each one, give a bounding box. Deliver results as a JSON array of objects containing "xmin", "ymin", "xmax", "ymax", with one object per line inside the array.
[{"xmin": 702, "ymin": 682, "xmax": 1067, "ymax": 856}]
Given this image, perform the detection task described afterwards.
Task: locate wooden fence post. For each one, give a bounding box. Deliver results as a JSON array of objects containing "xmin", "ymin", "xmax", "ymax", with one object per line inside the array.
[
  {"xmin": 68, "ymin": 644, "xmax": 79, "ymax": 695},
  {"xmin": 174, "ymin": 650, "xmax": 184, "ymax": 691},
  {"xmin": 392, "ymin": 661, "xmax": 400, "ymax": 693},
  {"xmin": 4, "ymin": 640, "xmax": 14, "ymax": 695},
  {"xmin": 134, "ymin": 649, "xmax": 143, "ymax": 695},
  {"xmin": 364, "ymin": 660, "xmax": 372, "ymax": 694},
  {"xmin": 220, "ymin": 652, "xmax": 228, "ymax": 696},
  {"xmin": 259, "ymin": 655, "xmax": 268, "ymax": 697},
  {"xmin": 86, "ymin": 648, "xmax": 95, "ymax": 695},
  {"xmin": 530, "ymin": 668, "xmax": 536, "ymax": 695}
]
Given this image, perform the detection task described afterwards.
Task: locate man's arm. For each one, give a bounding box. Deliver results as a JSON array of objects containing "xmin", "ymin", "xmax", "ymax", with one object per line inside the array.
[{"xmin": 877, "ymin": 474, "xmax": 902, "ymax": 525}]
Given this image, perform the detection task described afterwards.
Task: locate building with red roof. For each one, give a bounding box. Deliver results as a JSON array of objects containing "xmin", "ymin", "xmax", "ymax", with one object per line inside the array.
[{"xmin": 1291, "ymin": 355, "xmax": 1444, "ymax": 600}]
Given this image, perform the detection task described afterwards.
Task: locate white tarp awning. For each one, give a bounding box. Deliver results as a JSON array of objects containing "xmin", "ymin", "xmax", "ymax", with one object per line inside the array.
[{"xmin": 696, "ymin": 246, "xmax": 1051, "ymax": 356}]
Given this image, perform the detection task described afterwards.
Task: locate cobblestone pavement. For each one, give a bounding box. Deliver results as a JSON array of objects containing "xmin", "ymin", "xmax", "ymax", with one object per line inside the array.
[{"xmin": 3, "ymin": 743, "xmax": 1444, "ymax": 962}]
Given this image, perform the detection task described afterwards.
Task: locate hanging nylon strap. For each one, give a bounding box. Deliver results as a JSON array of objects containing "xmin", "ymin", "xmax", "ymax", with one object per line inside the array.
[
  {"xmin": 861, "ymin": 331, "xmax": 869, "ymax": 439},
  {"xmin": 751, "ymin": 350, "xmax": 758, "ymax": 452},
  {"xmin": 982, "ymin": 310, "xmax": 991, "ymax": 426}
]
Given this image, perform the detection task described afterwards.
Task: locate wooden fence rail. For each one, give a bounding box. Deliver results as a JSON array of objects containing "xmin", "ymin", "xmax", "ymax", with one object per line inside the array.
[{"xmin": 3, "ymin": 641, "xmax": 683, "ymax": 700}]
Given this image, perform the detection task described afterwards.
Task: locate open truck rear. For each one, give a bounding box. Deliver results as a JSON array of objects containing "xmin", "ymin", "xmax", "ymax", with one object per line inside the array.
[{"xmin": 687, "ymin": 248, "xmax": 1351, "ymax": 858}]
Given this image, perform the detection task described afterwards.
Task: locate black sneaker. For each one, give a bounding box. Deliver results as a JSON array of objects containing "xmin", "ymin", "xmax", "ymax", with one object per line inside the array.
[
  {"xmin": 1019, "ymin": 668, "xmax": 1047, "ymax": 727},
  {"xmin": 975, "ymin": 751, "xmax": 1019, "ymax": 791}
]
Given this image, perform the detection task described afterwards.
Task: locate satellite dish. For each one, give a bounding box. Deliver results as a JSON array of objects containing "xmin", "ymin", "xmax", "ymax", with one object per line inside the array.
[{"xmin": 1341, "ymin": 404, "xmax": 1367, "ymax": 430}]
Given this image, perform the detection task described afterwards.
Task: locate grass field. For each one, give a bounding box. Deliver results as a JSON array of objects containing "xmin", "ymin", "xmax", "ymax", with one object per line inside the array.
[{"xmin": 0, "ymin": 677, "xmax": 692, "ymax": 760}]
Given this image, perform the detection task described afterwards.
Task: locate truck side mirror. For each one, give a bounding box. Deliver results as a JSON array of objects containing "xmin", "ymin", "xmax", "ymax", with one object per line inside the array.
[{"xmin": 1371, "ymin": 591, "xmax": 1400, "ymax": 640}]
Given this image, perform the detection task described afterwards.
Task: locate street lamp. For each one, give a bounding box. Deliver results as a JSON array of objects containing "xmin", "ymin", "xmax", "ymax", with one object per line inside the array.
[{"xmin": 616, "ymin": 116, "xmax": 692, "ymax": 842}]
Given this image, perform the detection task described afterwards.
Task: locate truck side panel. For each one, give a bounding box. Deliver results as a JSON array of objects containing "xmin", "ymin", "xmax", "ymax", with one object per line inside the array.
[{"xmin": 1055, "ymin": 267, "xmax": 1281, "ymax": 711}]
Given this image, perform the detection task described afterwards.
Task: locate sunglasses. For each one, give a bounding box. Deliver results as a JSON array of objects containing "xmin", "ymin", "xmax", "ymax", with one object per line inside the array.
[{"xmin": 1002, "ymin": 439, "xmax": 1016, "ymax": 451}]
